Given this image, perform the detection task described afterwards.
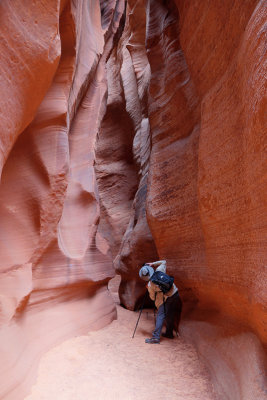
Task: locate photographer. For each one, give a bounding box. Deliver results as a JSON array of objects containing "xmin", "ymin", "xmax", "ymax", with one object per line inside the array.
[{"xmin": 139, "ymin": 260, "xmax": 182, "ymax": 344}]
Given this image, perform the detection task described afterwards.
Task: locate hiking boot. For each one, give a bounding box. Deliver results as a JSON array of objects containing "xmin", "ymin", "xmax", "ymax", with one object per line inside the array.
[
  {"xmin": 162, "ymin": 332, "xmax": 174, "ymax": 339},
  {"xmin": 145, "ymin": 337, "xmax": 160, "ymax": 344}
]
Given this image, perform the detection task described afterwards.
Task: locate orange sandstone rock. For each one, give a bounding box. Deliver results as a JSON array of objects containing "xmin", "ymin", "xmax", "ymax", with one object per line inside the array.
[
  {"xmin": 145, "ymin": 0, "xmax": 267, "ymax": 398},
  {"xmin": 0, "ymin": 1, "xmax": 125, "ymax": 399},
  {"xmin": 96, "ymin": 1, "xmax": 159, "ymax": 310},
  {"xmin": 0, "ymin": 0, "xmax": 266, "ymax": 399},
  {"xmin": 104, "ymin": 0, "xmax": 267, "ymax": 398},
  {"xmin": 0, "ymin": 0, "xmax": 61, "ymax": 178}
]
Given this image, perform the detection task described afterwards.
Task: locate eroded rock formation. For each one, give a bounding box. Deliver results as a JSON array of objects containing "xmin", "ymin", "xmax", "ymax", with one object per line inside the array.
[
  {"xmin": 0, "ymin": 1, "xmax": 125, "ymax": 398},
  {"xmin": 99, "ymin": 0, "xmax": 267, "ymax": 398},
  {"xmin": 0, "ymin": 0, "xmax": 266, "ymax": 399}
]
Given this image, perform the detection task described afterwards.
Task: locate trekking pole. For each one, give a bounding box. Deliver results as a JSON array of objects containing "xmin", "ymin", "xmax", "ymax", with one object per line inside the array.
[{"xmin": 132, "ymin": 291, "xmax": 148, "ymax": 339}]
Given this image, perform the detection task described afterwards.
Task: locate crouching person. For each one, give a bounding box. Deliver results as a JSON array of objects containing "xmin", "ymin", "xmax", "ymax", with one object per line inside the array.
[{"xmin": 139, "ymin": 260, "xmax": 182, "ymax": 344}]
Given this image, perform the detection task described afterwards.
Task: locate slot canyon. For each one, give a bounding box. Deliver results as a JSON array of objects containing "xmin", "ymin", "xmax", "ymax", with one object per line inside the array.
[{"xmin": 0, "ymin": 0, "xmax": 266, "ymax": 399}]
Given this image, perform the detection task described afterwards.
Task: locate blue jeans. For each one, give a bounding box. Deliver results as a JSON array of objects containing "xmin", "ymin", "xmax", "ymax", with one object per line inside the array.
[{"xmin": 152, "ymin": 292, "xmax": 182, "ymax": 339}]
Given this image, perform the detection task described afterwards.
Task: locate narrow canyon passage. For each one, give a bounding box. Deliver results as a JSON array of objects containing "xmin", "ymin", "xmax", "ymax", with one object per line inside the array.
[
  {"xmin": 0, "ymin": 1, "xmax": 266, "ymax": 399},
  {"xmin": 25, "ymin": 278, "xmax": 216, "ymax": 400}
]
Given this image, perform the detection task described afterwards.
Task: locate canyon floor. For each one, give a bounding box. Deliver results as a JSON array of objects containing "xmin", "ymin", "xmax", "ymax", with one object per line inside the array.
[{"xmin": 25, "ymin": 278, "xmax": 216, "ymax": 400}]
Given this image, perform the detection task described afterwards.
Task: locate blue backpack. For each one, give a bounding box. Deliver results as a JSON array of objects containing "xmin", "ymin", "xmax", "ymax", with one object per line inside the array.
[{"xmin": 150, "ymin": 271, "xmax": 174, "ymax": 294}]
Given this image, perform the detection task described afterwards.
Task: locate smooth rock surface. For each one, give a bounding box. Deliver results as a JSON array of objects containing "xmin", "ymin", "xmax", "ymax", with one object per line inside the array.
[
  {"xmin": 0, "ymin": 1, "xmax": 125, "ymax": 399},
  {"xmin": 0, "ymin": 0, "xmax": 266, "ymax": 399},
  {"xmin": 104, "ymin": 0, "xmax": 267, "ymax": 398}
]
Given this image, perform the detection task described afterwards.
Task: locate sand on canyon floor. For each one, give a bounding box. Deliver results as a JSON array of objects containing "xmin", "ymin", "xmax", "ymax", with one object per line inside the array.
[{"xmin": 25, "ymin": 278, "xmax": 216, "ymax": 400}]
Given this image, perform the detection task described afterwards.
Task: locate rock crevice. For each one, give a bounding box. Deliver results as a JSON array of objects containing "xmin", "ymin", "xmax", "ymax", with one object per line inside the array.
[{"xmin": 0, "ymin": 0, "xmax": 266, "ymax": 399}]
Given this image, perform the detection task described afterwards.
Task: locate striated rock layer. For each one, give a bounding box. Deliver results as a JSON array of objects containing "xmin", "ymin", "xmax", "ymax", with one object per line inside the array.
[
  {"xmin": 104, "ymin": 0, "xmax": 267, "ymax": 399},
  {"xmin": 96, "ymin": 0, "xmax": 159, "ymax": 310},
  {"xmin": 0, "ymin": 0, "xmax": 266, "ymax": 399},
  {"xmin": 0, "ymin": 1, "xmax": 126, "ymax": 399}
]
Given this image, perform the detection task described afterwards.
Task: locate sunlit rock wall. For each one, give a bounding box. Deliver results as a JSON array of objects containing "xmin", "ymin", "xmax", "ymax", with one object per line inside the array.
[
  {"xmin": 0, "ymin": 0, "xmax": 266, "ymax": 399},
  {"xmin": 0, "ymin": 1, "xmax": 125, "ymax": 399},
  {"xmin": 106, "ymin": 0, "xmax": 267, "ymax": 399},
  {"xmin": 145, "ymin": 1, "xmax": 267, "ymax": 398}
]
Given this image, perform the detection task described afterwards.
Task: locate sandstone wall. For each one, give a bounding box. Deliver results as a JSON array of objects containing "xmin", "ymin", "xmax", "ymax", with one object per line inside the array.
[
  {"xmin": 0, "ymin": 0, "xmax": 266, "ymax": 399},
  {"xmin": 96, "ymin": 0, "xmax": 159, "ymax": 310},
  {"xmin": 108, "ymin": 0, "xmax": 267, "ymax": 398},
  {"xmin": 0, "ymin": 1, "xmax": 125, "ymax": 398}
]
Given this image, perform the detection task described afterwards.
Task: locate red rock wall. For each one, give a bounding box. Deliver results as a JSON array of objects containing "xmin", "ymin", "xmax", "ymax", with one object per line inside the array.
[
  {"xmin": 107, "ymin": 0, "xmax": 267, "ymax": 398},
  {"xmin": 0, "ymin": 0, "xmax": 266, "ymax": 399},
  {"xmin": 96, "ymin": 0, "xmax": 159, "ymax": 310},
  {"xmin": 0, "ymin": 1, "xmax": 125, "ymax": 399}
]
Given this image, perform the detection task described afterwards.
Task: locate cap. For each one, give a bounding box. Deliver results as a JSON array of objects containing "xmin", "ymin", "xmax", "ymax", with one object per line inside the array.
[{"xmin": 139, "ymin": 265, "xmax": 154, "ymax": 281}]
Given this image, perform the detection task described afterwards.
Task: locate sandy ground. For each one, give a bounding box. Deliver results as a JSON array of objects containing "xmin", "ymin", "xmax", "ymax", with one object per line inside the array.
[{"xmin": 25, "ymin": 278, "xmax": 216, "ymax": 400}]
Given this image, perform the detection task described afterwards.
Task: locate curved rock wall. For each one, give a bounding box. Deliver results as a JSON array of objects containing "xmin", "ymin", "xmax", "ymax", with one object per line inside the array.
[
  {"xmin": 0, "ymin": 1, "xmax": 125, "ymax": 399},
  {"xmin": 100, "ymin": 0, "xmax": 267, "ymax": 398},
  {"xmin": 0, "ymin": 0, "xmax": 266, "ymax": 399},
  {"xmin": 96, "ymin": 0, "xmax": 159, "ymax": 310},
  {"xmin": 145, "ymin": 1, "xmax": 267, "ymax": 398}
]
